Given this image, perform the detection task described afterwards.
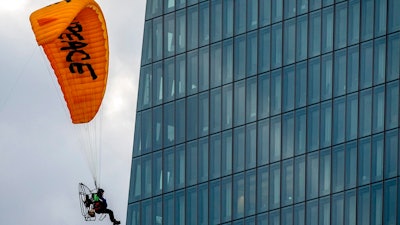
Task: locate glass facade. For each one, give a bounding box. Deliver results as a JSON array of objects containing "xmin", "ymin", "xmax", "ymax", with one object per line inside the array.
[{"xmin": 128, "ymin": 0, "xmax": 400, "ymax": 224}]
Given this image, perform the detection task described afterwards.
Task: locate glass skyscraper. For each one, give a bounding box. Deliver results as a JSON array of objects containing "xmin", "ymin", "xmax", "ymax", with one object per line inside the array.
[{"xmin": 127, "ymin": 0, "xmax": 400, "ymax": 224}]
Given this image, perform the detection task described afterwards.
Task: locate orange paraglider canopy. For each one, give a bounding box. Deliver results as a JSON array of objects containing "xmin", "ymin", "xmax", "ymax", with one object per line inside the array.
[{"xmin": 30, "ymin": 0, "xmax": 108, "ymax": 124}]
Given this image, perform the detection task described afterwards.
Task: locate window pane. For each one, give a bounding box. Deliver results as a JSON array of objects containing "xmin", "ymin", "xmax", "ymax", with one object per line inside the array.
[
  {"xmin": 360, "ymin": 41, "xmax": 373, "ymax": 89},
  {"xmin": 246, "ymin": 77, "xmax": 257, "ymax": 123},
  {"xmin": 223, "ymin": 39, "xmax": 233, "ymax": 84},
  {"xmin": 294, "ymin": 203, "xmax": 305, "ymax": 225},
  {"xmin": 260, "ymin": 0, "xmax": 271, "ymax": 26},
  {"xmin": 141, "ymin": 21, "xmax": 152, "ymax": 65},
  {"xmin": 359, "ymin": 89, "xmax": 372, "ymax": 137},
  {"xmin": 222, "ymin": 130, "xmax": 233, "ymax": 176},
  {"xmin": 348, "ymin": 0, "xmax": 360, "ymax": 45},
  {"xmin": 320, "ymin": 101, "xmax": 332, "ymax": 148},
  {"xmin": 152, "ymin": 152, "xmax": 162, "ymax": 196},
  {"xmin": 371, "ymin": 183, "xmax": 383, "ymax": 225},
  {"xmin": 357, "ymin": 186, "xmax": 370, "ymax": 225},
  {"xmin": 258, "ymin": 73, "xmax": 270, "ymax": 119},
  {"xmin": 164, "ymin": 102, "xmax": 175, "ymax": 147},
  {"xmin": 319, "ymin": 149, "xmax": 331, "ymax": 196},
  {"xmin": 198, "ymin": 184, "xmax": 208, "ymax": 225},
  {"xmin": 335, "ymin": 3, "xmax": 347, "ymax": 49},
  {"xmin": 186, "ymin": 141, "xmax": 198, "ymax": 186},
  {"xmin": 346, "ymin": 93, "xmax": 358, "ymax": 141},
  {"xmin": 187, "ymin": 187, "xmax": 198, "ymax": 225},
  {"xmin": 175, "ymin": 144, "xmax": 185, "ymax": 188},
  {"xmin": 142, "ymin": 155, "xmax": 152, "ymax": 198},
  {"xmin": 283, "ymin": 66, "xmax": 295, "ymax": 112},
  {"xmin": 247, "ymin": 31, "xmax": 258, "ymax": 77},
  {"xmin": 175, "ymin": 190, "xmax": 185, "ymax": 225},
  {"xmin": 307, "ymin": 104, "xmax": 320, "ymax": 152},
  {"xmin": 296, "ymin": 15, "xmax": 308, "ymax": 61},
  {"xmin": 319, "ymin": 196, "xmax": 330, "ymax": 225},
  {"xmin": 234, "ymin": 0, "xmax": 246, "ymax": 35},
  {"xmin": 309, "ymin": 11, "xmax": 321, "ymax": 57},
  {"xmin": 284, "ymin": 0, "xmax": 296, "ymax": 19},
  {"xmin": 138, "ymin": 66, "xmax": 152, "ymax": 110},
  {"xmin": 333, "ymin": 97, "xmax": 345, "ymax": 144},
  {"xmin": 284, "ymin": 19, "xmax": 296, "ymax": 65},
  {"xmin": 372, "ymin": 134, "xmax": 384, "ymax": 182},
  {"xmin": 386, "ymin": 81, "xmax": 399, "ymax": 129},
  {"xmin": 307, "ymin": 152, "xmax": 319, "ymax": 200},
  {"xmin": 347, "ymin": 46, "xmax": 359, "ymax": 93},
  {"xmin": 211, "ymin": 0, "xmax": 222, "ymax": 43},
  {"xmin": 234, "ymin": 35, "xmax": 246, "ymax": 80},
  {"xmin": 334, "ymin": 49, "xmax": 347, "ymax": 97},
  {"xmin": 271, "ymin": 0, "xmax": 283, "ymax": 23},
  {"xmin": 270, "ymin": 163, "xmax": 281, "ymax": 209},
  {"xmin": 164, "ymin": 13, "xmax": 175, "ymax": 58},
  {"xmin": 142, "ymin": 109, "xmax": 152, "ymax": 153},
  {"xmin": 210, "ymin": 88, "xmax": 222, "ymax": 134},
  {"xmin": 385, "ymin": 130, "xmax": 398, "ymax": 179},
  {"xmin": 163, "ymin": 147, "xmax": 174, "ymax": 192},
  {"xmin": 258, "ymin": 119, "xmax": 270, "ymax": 166},
  {"xmin": 308, "ymin": 57, "xmax": 320, "ymax": 104},
  {"xmin": 153, "ymin": 17, "xmax": 163, "ymax": 61},
  {"xmin": 129, "ymin": 158, "xmax": 141, "ymax": 202},
  {"xmin": 306, "ymin": 200, "xmax": 318, "ymax": 225},
  {"xmin": 282, "ymin": 159, "xmax": 294, "ymax": 206},
  {"xmin": 199, "ymin": 92, "xmax": 209, "ymax": 137},
  {"xmin": 374, "ymin": 38, "xmax": 386, "ymax": 85},
  {"xmin": 322, "ymin": 6, "xmax": 333, "ymax": 53},
  {"xmin": 199, "ymin": 137, "xmax": 209, "ymax": 183},
  {"xmin": 222, "ymin": 176, "xmax": 232, "ymax": 222},
  {"xmin": 210, "ymin": 134, "xmax": 221, "ymax": 179},
  {"xmin": 294, "ymin": 156, "xmax": 306, "ymax": 203},
  {"xmin": 332, "ymin": 193, "xmax": 344, "ymax": 225},
  {"xmin": 187, "ymin": 50, "xmax": 198, "ymax": 95},
  {"xmin": 233, "ymin": 173, "xmax": 245, "ymax": 219},
  {"xmin": 271, "ymin": 23, "xmax": 283, "ymax": 69},
  {"xmin": 210, "ymin": 180, "xmax": 221, "ymax": 224},
  {"xmin": 234, "ymin": 126, "xmax": 245, "ymax": 173},
  {"xmin": 361, "ymin": 0, "xmax": 374, "ymax": 41},
  {"xmin": 388, "ymin": 0, "xmax": 400, "ymax": 32},
  {"xmin": 282, "ymin": 112, "xmax": 294, "ymax": 159},
  {"xmin": 257, "ymin": 166, "xmax": 269, "ymax": 213},
  {"xmin": 375, "ymin": 0, "xmax": 387, "ymax": 37},
  {"xmin": 332, "ymin": 145, "xmax": 345, "ymax": 193},
  {"xmin": 164, "ymin": 58, "xmax": 175, "ymax": 103},
  {"xmin": 175, "ymin": 98, "xmax": 186, "ymax": 144},
  {"xmin": 259, "ymin": 27, "xmax": 271, "ymax": 73},
  {"xmin": 199, "ymin": 2, "xmax": 210, "ymax": 46},
  {"xmin": 270, "ymin": 116, "xmax": 281, "ymax": 163},
  {"xmin": 247, "ymin": 0, "xmax": 258, "ymax": 30},
  {"xmin": 345, "ymin": 190, "xmax": 356, "ymax": 225},
  {"xmin": 246, "ymin": 123, "xmax": 257, "ymax": 169},
  {"xmin": 295, "ymin": 109, "xmax": 306, "ymax": 155},
  {"xmin": 383, "ymin": 179, "xmax": 397, "ymax": 225},
  {"xmin": 187, "ymin": 6, "xmax": 198, "ymax": 50},
  {"xmin": 271, "ymin": 70, "xmax": 282, "ymax": 115},
  {"xmin": 373, "ymin": 85, "xmax": 385, "ymax": 133},
  {"xmin": 199, "ymin": 47, "xmax": 209, "ymax": 92},
  {"xmin": 187, "ymin": 95, "xmax": 198, "ymax": 141},
  {"xmin": 321, "ymin": 53, "xmax": 333, "ymax": 100},
  {"xmin": 234, "ymin": 80, "xmax": 246, "ymax": 126},
  {"xmin": 176, "ymin": 54, "xmax": 186, "ymax": 98},
  {"xmin": 153, "ymin": 62, "xmax": 163, "ymax": 106},
  {"xmin": 387, "ymin": 33, "xmax": 400, "ymax": 81},
  {"xmin": 358, "ymin": 137, "xmax": 371, "ymax": 186},
  {"xmin": 223, "ymin": 0, "xmax": 233, "ymax": 38},
  {"xmin": 296, "ymin": 62, "xmax": 307, "ymax": 108},
  {"xmin": 345, "ymin": 141, "xmax": 358, "ymax": 189},
  {"xmin": 176, "ymin": 9, "xmax": 186, "ymax": 54},
  {"xmin": 222, "ymin": 84, "xmax": 233, "ymax": 130}
]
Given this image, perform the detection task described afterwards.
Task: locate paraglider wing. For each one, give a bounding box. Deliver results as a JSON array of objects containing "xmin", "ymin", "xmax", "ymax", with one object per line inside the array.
[{"xmin": 30, "ymin": 0, "xmax": 108, "ymax": 124}]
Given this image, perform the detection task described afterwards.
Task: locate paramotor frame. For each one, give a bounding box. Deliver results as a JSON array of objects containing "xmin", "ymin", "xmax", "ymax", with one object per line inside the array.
[{"xmin": 78, "ymin": 183, "xmax": 106, "ymax": 221}]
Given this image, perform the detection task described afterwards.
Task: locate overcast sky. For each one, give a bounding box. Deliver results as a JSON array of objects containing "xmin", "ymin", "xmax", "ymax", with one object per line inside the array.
[{"xmin": 0, "ymin": 1, "xmax": 145, "ymax": 224}]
